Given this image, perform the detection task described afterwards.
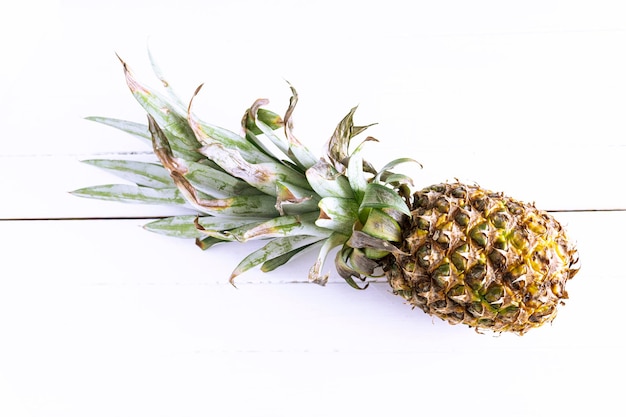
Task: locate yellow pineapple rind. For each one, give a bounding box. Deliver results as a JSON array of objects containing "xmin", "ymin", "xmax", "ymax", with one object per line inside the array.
[{"xmin": 387, "ymin": 182, "xmax": 579, "ymax": 335}]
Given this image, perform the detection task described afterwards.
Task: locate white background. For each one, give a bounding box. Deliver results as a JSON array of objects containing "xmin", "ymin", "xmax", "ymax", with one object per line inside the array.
[{"xmin": 1, "ymin": 1, "xmax": 625, "ymax": 416}]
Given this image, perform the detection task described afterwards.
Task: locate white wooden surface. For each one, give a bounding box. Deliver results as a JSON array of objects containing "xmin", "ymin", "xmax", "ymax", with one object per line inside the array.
[{"xmin": 2, "ymin": 1, "xmax": 625, "ymax": 416}]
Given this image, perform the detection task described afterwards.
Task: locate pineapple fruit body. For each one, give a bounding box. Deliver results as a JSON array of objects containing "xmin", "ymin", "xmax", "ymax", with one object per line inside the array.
[
  {"xmin": 388, "ymin": 183, "xmax": 578, "ymax": 334},
  {"xmin": 73, "ymin": 55, "xmax": 579, "ymax": 334}
]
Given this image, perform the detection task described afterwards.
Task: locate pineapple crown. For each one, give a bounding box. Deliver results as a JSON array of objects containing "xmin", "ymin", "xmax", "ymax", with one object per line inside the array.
[{"xmin": 73, "ymin": 54, "xmax": 419, "ymax": 288}]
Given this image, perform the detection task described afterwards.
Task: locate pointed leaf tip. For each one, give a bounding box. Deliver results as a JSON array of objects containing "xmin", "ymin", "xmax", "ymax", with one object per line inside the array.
[{"xmin": 115, "ymin": 52, "xmax": 125, "ymax": 66}]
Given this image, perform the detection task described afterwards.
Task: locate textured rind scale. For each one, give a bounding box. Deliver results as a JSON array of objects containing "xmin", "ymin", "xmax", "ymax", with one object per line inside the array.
[{"xmin": 386, "ymin": 183, "xmax": 579, "ymax": 335}]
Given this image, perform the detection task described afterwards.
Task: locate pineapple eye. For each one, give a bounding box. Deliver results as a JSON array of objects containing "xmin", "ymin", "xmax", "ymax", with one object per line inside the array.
[
  {"xmin": 430, "ymin": 184, "xmax": 446, "ymax": 193},
  {"xmin": 551, "ymin": 282, "xmax": 565, "ymax": 297},
  {"xmin": 402, "ymin": 260, "xmax": 416, "ymax": 273},
  {"xmin": 488, "ymin": 249, "xmax": 506, "ymax": 270},
  {"xmin": 484, "ymin": 284, "xmax": 504, "ymax": 303},
  {"xmin": 413, "ymin": 193, "xmax": 429, "ymax": 209},
  {"xmin": 448, "ymin": 311, "xmax": 465, "ymax": 323},
  {"xmin": 530, "ymin": 248, "xmax": 549, "ymax": 273},
  {"xmin": 434, "ymin": 197, "xmax": 450, "ymax": 213},
  {"xmin": 478, "ymin": 318, "xmax": 495, "ymax": 327},
  {"xmin": 434, "ymin": 231, "xmax": 451, "ymax": 249},
  {"xmin": 416, "ymin": 216, "xmax": 430, "ymax": 230},
  {"xmin": 465, "ymin": 263, "xmax": 487, "ymax": 290},
  {"xmin": 510, "ymin": 229, "xmax": 529, "ymax": 252},
  {"xmin": 415, "ymin": 279, "xmax": 431, "ymax": 293},
  {"xmin": 450, "ymin": 247, "xmax": 468, "ymax": 272},
  {"xmin": 493, "ymin": 234, "xmax": 508, "ymax": 250},
  {"xmin": 469, "ymin": 223, "xmax": 488, "ymax": 247},
  {"xmin": 416, "ymin": 243, "xmax": 432, "ymax": 268},
  {"xmin": 498, "ymin": 304, "xmax": 520, "ymax": 319},
  {"xmin": 503, "ymin": 264, "xmax": 527, "ymax": 291},
  {"xmin": 454, "ymin": 210, "xmax": 470, "ymax": 227},
  {"xmin": 503, "ymin": 271, "xmax": 519, "ymax": 290},
  {"xmin": 471, "ymin": 196, "xmax": 487, "ymax": 212},
  {"xmin": 489, "ymin": 211, "xmax": 509, "ymax": 229},
  {"xmin": 432, "ymin": 262, "xmax": 451, "ymax": 288},
  {"xmin": 506, "ymin": 201, "xmax": 523, "ymax": 215},
  {"xmin": 529, "ymin": 305, "xmax": 555, "ymax": 323},
  {"xmin": 447, "ymin": 284, "xmax": 466, "ymax": 299},
  {"xmin": 450, "ymin": 186, "xmax": 466, "ymax": 199},
  {"xmin": 527, "ymin": 217, "xmax": 547, "ymax": 235},
  {"xmin": 467, "ymin": 301, "xmax": 485, "ymax": 317}
]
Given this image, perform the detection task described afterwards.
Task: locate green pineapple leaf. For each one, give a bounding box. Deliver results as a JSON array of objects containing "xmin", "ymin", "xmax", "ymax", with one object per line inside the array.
[
  {"xmin": 261, "ymin": 244, "xmax": 317, "ymax": 273},
  {"xmin": 230, "ymin": 212, "xmax": 331, "ymax": 242},
  {"xmin": 305, "ymin": 159, "xmax": 354, "ymax": 199},
  {"xmin": 143, "ymin": 215, "xmax": 262, "ymax": 239},
  {"xmin": 316, "ymin": 197, "xmax": 359, "ymax": 235},
  {"xmin": 85, "ymin": 116, "xmax": 150, "ymax": 142},
  {"xmin": 82, "ymin": 159, "xmax": 174, "ymax": 189},
  {"xmin": 70, "ymin": 184, "xmax": 187, "ymax": 205},
  {"xmin": 229, "ymin": 235, "xmax": 325, "ymax": 284},
  {"xmin": 360, "ymin": 183, "xmax": 411, "ymax": 216},
  {"xmin": 374, "ymin": 157, "xmax": 421, "ymax": 184},
  {"xmin": 118, "ymin": 56, "xmax": 202, "ymax": 158},
  {"xmin": 184, "ymin": 161, "xmax": 262, "ymax": 198},
  {"xmin": 308, "ymin": 231, "xmax": 349, "ymax": 285}
]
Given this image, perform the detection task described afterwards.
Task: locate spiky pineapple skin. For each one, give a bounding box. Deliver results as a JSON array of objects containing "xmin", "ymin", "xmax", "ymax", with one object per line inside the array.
[{"xmin": 387, "ymin": 183, "xmax": 579, "ymax": 334}]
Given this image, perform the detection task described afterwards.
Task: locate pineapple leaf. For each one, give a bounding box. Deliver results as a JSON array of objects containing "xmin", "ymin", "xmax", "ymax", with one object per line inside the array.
[
  {"xmin": 198, "ymin": 142, "xmax": 309, "ymax": 196},
  {"xmin": 347, "ymin": 230, "xmax": 404, "ymax": 254},
  {"xmin": 257, "ymin": 118, "xmax": 315, "ymax": 171},
  {"xmin": 194, "ymin": 218, "xmax": 265, "ymax": 241},
  {"xmin": 195, "ymin": 236, "xmax": 225, "ymax": 250},
  {"xmin": 305, "ymin": 159, "xmax": 354, "ymax": 199},
  {"xmin": 282, "ymin": 84, "xmax": 319, "ymax": 170},
  {"xmin": 374, "ymin": 157, "xmax": 421, "ymax": 184},
  {"xmin": 379, "ymin": 172, "xmax": 415, "ymax": 188},
  {"xmin": 82, "ymin": 159, "xmax": 175, "ymax": 189},
  {"xmin": 245, "ymin": 108, "xmax": 283, "ymax": 134},
  {"xmin": 232, "ymin": 212, "xmax": 331, "ymax": 241},
  {"xmin": 326, "ymin": 106, "xmax": 376, "ymax": 172},
  {"xmin": 143, "ymin": 215, "xmax": 262, "ymax": 239},
  {"xmin": 118, "ymin": 55, "xmax": 203, "ymax": 159},
  {"xmin": 360, "ymin": 209, "xmax": 403, "ymax": 242},
  {"xmin": 334, "ymin": 247, "xmax": 369, "ymax": 290},
  {"xmin": 143, "ymin": 216, "xmax": 204, "ymax": 238},
  {"xmin": 346, "ymin": 139, "xmax": 370, "ymax": 205},
  {"xmin": 70, "ymin": 184, "xmax": 186, "ymax": 205},
  {"xmin": 275, "ymin": 181, "xmax": 320, "ymax": 215},
  {"xmin": 261, "ymin": 243, "xmax": 318, "ymax": 273},
  {"xmin": 349, "ymin": 248, "xmax": 383, "ymax": 277},
  {"xmin": 184, "ymin": 161, "xmax": 262, "ymax": 198},
  {"xmin": 242, "ymin": 99, "xmax": 286, "ymax": 162},
  {"xmin": 360, "ymin": 183, "xmax": 411, "ymax": 216},
  {"xmin": 185, "ymin": 193, "xmax": 280, "ymax": 218},
  {"xmin": 146, "ymin": 114, "xmax": 281, "ymax": 217},
  {"xmin": 85, "ymin": 116, "xmax": 150, "ymax": 142},
  {"xmin": 187, "ymin": 85, "xmax": 275, "ymax": 164},
  {"xmin": 245, "ymin": 95, "xmax": 317, "ymax": 171},
  {"xmin": 86, "ymin": 116, "xmax": 197, "ymax": 161},
  {"xmin": 229, "ymin": 235, "xmax": 325, "ymax": 284},
  {"xmin": 316, "ymin": 197, "xmax": 359, "ymax": 235},
  {"xmin": 147, "ymin": 47, "xmax": 188, "ymax": 111},
  {"xmin": 308, "ymin": 231, "xmax": 349, "ymax": 285}
]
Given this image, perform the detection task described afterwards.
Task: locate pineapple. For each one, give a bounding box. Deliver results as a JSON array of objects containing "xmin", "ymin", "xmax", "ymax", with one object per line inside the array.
[{"xmin": 72, "ymin": 55, "xmax": 579, "ymax": 334}]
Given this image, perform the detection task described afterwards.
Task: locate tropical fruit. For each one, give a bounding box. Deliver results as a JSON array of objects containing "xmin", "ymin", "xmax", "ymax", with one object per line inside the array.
[{"xmin": 73, "ymin": 55, "xmax": 579, "ymax": 334}]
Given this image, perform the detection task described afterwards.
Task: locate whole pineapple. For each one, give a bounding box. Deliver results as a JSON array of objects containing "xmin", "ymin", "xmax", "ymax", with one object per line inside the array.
[{"xmin": 73, "ymin": 55, "xmax": 579, "ymax": 334}]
